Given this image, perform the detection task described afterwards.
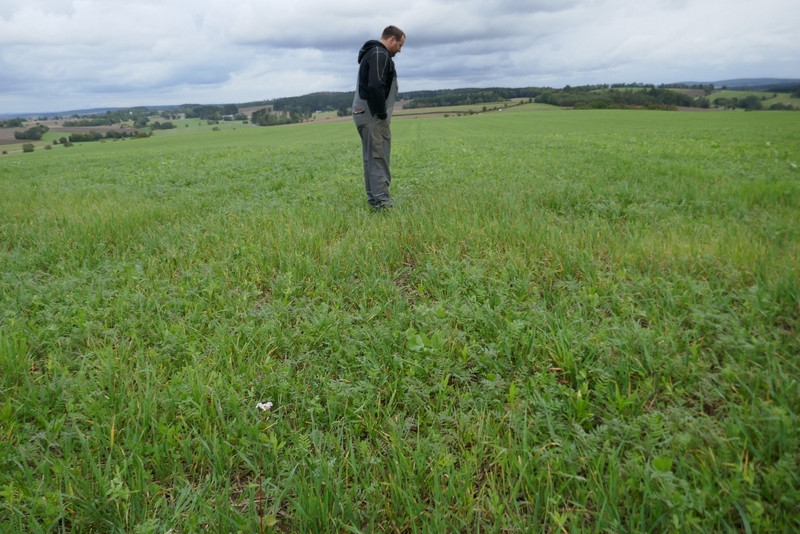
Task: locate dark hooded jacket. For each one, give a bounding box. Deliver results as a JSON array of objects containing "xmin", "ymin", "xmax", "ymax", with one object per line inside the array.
[{"xmin": 356, "ymin": 40, "xmax": 396, "ymax": 118}]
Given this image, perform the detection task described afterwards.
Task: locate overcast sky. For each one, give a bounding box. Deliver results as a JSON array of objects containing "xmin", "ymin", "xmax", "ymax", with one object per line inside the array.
[{"xmin": 1, "ymin": 0, "xmax": 798, "ymax": 114}]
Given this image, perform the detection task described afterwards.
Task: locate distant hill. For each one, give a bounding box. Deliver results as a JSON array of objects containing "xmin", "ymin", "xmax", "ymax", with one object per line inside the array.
[{"xmin": 674, "ymin": 78, "xmax": 800, "ymax": 90}]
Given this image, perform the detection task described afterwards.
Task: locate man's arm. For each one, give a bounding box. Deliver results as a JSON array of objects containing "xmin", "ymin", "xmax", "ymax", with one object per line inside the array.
[{"xmin": 366, "ymin": 48, "xmax": 389, "ymax": 119}]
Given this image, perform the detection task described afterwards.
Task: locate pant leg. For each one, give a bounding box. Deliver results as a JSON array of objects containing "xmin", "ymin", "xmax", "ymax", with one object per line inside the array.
[{"xmin": 354, "ymin": 113, "xmax": 392, "ymax": 207}]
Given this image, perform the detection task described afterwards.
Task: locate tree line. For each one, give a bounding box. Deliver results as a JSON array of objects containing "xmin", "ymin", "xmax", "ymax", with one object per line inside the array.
[
  {"xmin": 183, "ymin": 104, "xmax": 239, "ymax": 120},
  {"xmin": 1, "ymin": 118, "xmax": 26, "ymax": 128},
  {"xmin": 534, "ymin": 85, "xmax": 700, "ymax": 109},
  {"xmin": 250, "ymin": 108, "xmax": 307, "ymax": 126},
  {"xmin": 65, "ymin": 130, "xmax": 149, "ymax": 143},
  {"xmin": 401, "ymin": 88, "xmax": 541, "ymax": 109},
  {"xmin": 14, "ymin": 125, "xmax": 49, "ymax": 140},
  {"xmin": 254, "ymin": 85, "xmax": 798, "ymax": 114}
]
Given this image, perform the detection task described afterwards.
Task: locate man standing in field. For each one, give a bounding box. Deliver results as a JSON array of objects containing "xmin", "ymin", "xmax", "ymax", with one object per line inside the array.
[{"xmin": 353, "ymin": 26, "xmax": 405, "ymax": 210}]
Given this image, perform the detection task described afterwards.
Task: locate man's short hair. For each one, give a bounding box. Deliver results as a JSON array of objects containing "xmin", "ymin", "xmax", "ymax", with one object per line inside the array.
[{"xmin": 382, "ymin": 26, "xmax": 405, "ymax": 41}]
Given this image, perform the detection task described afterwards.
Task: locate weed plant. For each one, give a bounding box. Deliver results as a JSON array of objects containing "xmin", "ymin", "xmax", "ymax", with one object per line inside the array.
[{"xmin": 1, "ymin": 108, "xmax": 799, "ymax": 532}]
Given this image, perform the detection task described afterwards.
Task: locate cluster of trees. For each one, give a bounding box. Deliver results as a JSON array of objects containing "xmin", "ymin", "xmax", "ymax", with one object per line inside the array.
[
  {"xmin": 66, "ymin": 130, "xmax": 149, "ymax": 143},
  {"xmin": 1, "ymin": 118, "xmax": 25, "ymax": 128},
  {"xmin": 250, "ymin": 108, "xmax": 307, "ymax": 126},
  {"xmin": 14, "ymin": 124, "xmax": 49, "ymax": 140},
  {"xmin": 402, "ymin": 88, "xmax": 540, "ymax": 108},
  {"xmin": 60, "ymin": 108, "xmax": 153, "ymax": 127},
  {"xmin": 270, "ymin": 93, "xmax": 344, "ymax": 116},
  {"xmin": 63, "ymin": 117, "xmax": 117, "ymax": 127},
  {"xmin": 184, "ymin": 104, "xmax": 239, "ymax": 120},
  {"xmin": 712, "ymin": 95, "xmax": 764, "ymax": 110},
  {"xmin": 534, "ymin": 85, "xmax": 702, "ymax": 109},
  {"xmin": 661, "ymin": 83, "xmax": 716, "ymax": 95},
  {"xmin": 150, "ymin": 121, "xmax": 176, "ymax": 130},
  {"xmin": 246, "ymin": 93, "xmax": 373, "ymax": 119},
  {"xmin": 712, "ymin": 95, "xmax": 795, "ymax": 111}
]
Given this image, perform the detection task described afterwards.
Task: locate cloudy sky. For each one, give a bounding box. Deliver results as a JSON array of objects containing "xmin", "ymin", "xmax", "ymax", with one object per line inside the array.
[{"xmin": 0, "ymin": 0, "xmax": 797, "ymax": 113}]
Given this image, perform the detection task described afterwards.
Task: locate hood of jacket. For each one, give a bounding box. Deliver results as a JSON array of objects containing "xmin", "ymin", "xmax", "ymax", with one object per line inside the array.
[{"xmin": 358, "ymin": 40, "xmax": 385, "ymax": 63}]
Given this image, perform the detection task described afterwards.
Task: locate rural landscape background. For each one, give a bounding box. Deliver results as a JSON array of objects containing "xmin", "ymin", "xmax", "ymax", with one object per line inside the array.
[
  {"xmin": 1, "ymin": 82, "xmax": 799, "ymax": 531},
  {"xmin": 2, "ymin": 78, "xmax": 800, "ymax": 152}
]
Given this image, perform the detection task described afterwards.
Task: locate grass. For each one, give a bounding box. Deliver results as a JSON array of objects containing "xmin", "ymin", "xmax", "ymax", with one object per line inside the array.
[{"xmin": 1, "ymin": 106, "xmax": 799, "ymax": 532}]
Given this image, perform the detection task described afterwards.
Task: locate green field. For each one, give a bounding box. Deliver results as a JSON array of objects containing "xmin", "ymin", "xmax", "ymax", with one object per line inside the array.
[{"xmin": 1, "ymin": 107, "xmax": 799, "ymax": 532}]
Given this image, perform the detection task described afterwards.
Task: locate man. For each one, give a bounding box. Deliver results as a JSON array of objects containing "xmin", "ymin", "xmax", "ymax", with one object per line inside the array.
[{"xmin": 353, "ymin": 26, "xmax": 405, "ymax": 210}]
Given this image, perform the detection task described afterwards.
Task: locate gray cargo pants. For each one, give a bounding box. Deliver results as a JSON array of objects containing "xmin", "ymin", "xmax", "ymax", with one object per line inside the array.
[{"xmin": 353, "ymin": 112, "xmax": 393, "ymax": 208}]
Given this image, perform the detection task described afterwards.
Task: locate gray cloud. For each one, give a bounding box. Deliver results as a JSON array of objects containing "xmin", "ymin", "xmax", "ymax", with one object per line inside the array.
[{"xmin": 0, "ymin": 0, "xmax": 797, "ymax": 113}]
